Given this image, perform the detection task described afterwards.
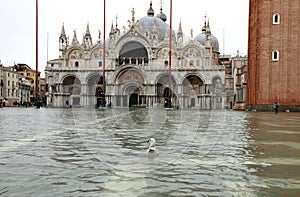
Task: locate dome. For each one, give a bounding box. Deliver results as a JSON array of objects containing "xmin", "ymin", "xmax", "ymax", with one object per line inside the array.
[
  {"xmin": 195, "ymin": 33, "xmax": 219, "ymax": 52},
  {"xmin": 156, "ymin": 8, "xmax": 167, "ymax": 22},
  {"xmin": 137, "ymin": 16, "xmax": 175, "ymax": 40}
]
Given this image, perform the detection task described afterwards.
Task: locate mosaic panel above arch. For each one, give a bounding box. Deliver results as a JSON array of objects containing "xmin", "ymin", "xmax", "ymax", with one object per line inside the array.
[
  {"xmin": 116, "ymin": 68, "xmax": 144, "ymax": 85},
  {"xmin": 91, "ymin": 48, "xmax": 103, "ymax": 59},
  {"xmin": 183, "ymin": 47, "xmax": 201, "ymax": 58},
  {"xmin": 157, "ymin": 47, "xmax": 177, "ymax": 58},
  {"xmin": 68, "ymin": 49, "xmax": 85, "ymax": 59}
]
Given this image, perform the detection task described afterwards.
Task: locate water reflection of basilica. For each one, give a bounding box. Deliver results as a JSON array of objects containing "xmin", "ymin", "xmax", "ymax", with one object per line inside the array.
[{"xmin": 45, "ymin": 2, "xmax": 227, "ymax": 109}]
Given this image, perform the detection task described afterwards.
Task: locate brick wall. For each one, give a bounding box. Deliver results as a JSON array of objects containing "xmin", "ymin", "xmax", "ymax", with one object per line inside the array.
[{"xmin": 247, "ymin": 0, "xmax": 300, "ymax": 109}]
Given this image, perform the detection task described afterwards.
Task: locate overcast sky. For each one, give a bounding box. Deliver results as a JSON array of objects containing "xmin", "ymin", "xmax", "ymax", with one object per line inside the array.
[{"xmin": 0, "ymin": 0, "xmax": 249, "ymax": 76}]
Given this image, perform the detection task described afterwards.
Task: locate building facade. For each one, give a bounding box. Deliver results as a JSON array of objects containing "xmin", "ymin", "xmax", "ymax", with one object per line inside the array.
[
  {"xmin": 18, "ymin": 77, "xmax": 31, "ymax": 105},
  {"xmin": 45, "ymin": 3, "xmax": 229, "ymax": 109},
  {"xmin": 11, "ymin": 64, "xmax": 41, "ymax": 103},
  {"xmin": 0, "ymin": 62, "xmax": 4, "ymax": 106},
  {"xmin": 2, "ymin": 67, "xmax": 19, "ymax": 106},
  {"xmin": 247, "ymin": 0, "xmax": 300, "ymax": 111},
  {"xmin": 232, "ymin": 54, "xmax": 247, "ymax": 110}
]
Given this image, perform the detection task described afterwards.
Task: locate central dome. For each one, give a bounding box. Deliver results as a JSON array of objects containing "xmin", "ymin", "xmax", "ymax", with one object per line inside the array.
[
  {"xmin": 136, "ymin": 1, "xmax": 175, "ymax": 40},
  {"xmin": 138, "ymin": 16, "xmax": 175, "ymax": 40}
]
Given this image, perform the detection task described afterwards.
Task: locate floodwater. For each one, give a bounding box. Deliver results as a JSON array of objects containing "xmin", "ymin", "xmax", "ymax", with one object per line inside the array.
[{"xmin": 0, "ymin": 107, "xmax": 299, "ymax": 196}]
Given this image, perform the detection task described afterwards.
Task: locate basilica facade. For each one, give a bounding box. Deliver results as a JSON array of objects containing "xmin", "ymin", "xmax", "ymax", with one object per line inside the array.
[{"xmin": 45, "ymin": 2, "xmax": 227, "ymax": 109}]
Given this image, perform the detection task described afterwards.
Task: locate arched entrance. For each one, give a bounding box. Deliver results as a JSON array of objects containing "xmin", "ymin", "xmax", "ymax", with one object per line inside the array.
[
  {"xmin": 86, "ymin": 74, "xmax": 105, "ymax": 107},
  {"xmin": 115, "ymin": 68, "xmax": 145, "ymax": 107},
  {"xmin": 62, "ymin": 76, "xmax": 81, "ymax": 106},
  {"xmin": 156, "ymin": 74, "xmax": 177, "ymax": 108},
  {"xmin": 95, "ymin": 86, "xmax": 106, "ymax": 108},
  {"xmin": 125, "ymin": 86, "xmax": 141, "ymax": 107},
  {"xmin": 182, "ymin": 75, "xmax": 204, "ymax": 108},
  {"xmin": 163, "ymin": 87, "xmax": 173, "ymax": 108}
]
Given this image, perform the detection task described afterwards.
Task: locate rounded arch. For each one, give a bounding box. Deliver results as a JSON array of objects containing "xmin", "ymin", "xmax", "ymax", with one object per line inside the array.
[
  {"xmin": 67, "ymin": 48, "xmax": 85, "ymax": 59},
  {"xmin": 61, "ymin": 75, "xmax": 81, "ymax": 96},
  {"xmin": 123, "ymin": 82, "xmax": 142, "ymax": 94},
  {"xmin": 115, "ymin": 67, "xmax": 146, "ymax": 85},
  {"xmin": 61, "ymin": 74, "xmax": 81, "ymax": 85},
  {"xmin": 89, "ymin": 47, "xmax": 104, "ymax": 59},
  {"xmin": 115, "ymin": 30, "xmax": 150, "ymax": 49},
  {"xmin": 117, "ymin": 41, "xmax": 149, "ymax": 65},
  {"xmin": 183, "ymin": 75, "xmax": 204, "ymax": 86},
  {"xmin": 182, "ymin": 75, "xmax": 204, "ymax": 95},
  {"xmin": 123, "ymin": 83, "xmax": 142, "ymax": 107},
  {"xmin": 86, "ymin": 73, "xmax": 104, "ymax": 95},
  {"xmin": 273, "ymin": 13, "xmax": 280, "ymax": 24},
  {"xmin": 155, "ymin": 73, "xmax": 177, "ymax": 96},
  {"xmin": 86, "ymin": 72, "xmax": 103, "ymax": 85},
  {"xmin": 181, "ymin": 73, "xmax": 206, "ymax": 85},
  {"xmin": 155, "ymin": 73, "xmax": 177, "ymax": 85}
]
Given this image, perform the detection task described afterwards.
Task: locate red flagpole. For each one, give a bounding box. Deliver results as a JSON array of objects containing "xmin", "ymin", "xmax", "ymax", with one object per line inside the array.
[
  {"xmin": 168, "ymin": 0, "xmax": 172, "ymax": 77},
  {"xmin": 103, "ymin": 0, "xmax": 106, "ymax": 78},
  {"xmin": 167, "ymin": 0, "xmax": 172, "ymax": 108},
  {"xmin": 35, "ymin": 0, "xmax": 39, "ymax": 101},
  {"xmin": 102, "ymin": 0, "xmax": 106, "ymax": 107}
]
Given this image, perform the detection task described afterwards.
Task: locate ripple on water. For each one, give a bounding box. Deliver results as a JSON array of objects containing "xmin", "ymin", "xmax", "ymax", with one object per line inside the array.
[{"xmin": 1, "ymin": 108, "xmax": 299, "ymax": 196}]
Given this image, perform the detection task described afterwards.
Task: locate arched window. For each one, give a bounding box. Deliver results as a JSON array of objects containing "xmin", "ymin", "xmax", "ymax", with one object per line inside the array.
[
  {"xmin": 273, "ymin": 13, "xmax": 280, "ymax": 24},
  {"xmin": 272, "ymin": 50, "xmax": 279, "ymax": 61},
  {"xmin": 75, "ymin": 61, "xmax": 79, "ymax": 67},
  {"xmin": 118, "ymin": 41, "xmax": 148, "ymax": 65},
  {"xmin": 164, "ymin": 60, "xmax": 168, "ymax": 66}
]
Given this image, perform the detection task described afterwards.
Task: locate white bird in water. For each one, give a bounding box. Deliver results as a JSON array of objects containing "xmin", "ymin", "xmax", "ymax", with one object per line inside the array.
[{"xmin": 147, "ymin": 138, "xmax": 157, "ymax": 153}]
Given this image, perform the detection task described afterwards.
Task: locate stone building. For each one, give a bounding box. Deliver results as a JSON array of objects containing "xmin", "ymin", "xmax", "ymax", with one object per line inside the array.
[
  {"xmin": 247, "ymin": 0, "xmax": 300, "ymax": 111},
  {"xmin": 0, "ymin": 62, "xmax": 4, "ymax": 106},
  {"xmin": 45, "ymin": 2, "xmax": 228, "ymax": 109},
  {"xmin": 18, "ymin": 77, "xmax": 31, "ymax": 105},
  {"xmin": 11, "ymin": 64, "xmax": 41, "ymax": 103},
  {"xmin": 2, "ymin": 67, "xmax": 19, "ymax": 106},
  {"xmin": 232, "ymin": 54, "xmax": 247, "ymax": 110}
]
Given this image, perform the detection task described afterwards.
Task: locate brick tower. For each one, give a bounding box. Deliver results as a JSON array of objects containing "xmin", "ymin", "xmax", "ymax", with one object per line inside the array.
[{"xmin": 247, "ymin": 0, "xmax": 300, "ymax": 111}]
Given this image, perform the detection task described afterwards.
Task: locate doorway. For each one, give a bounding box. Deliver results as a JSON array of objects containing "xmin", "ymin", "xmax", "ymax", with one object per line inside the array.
[{"xmin": 129, "ymin": 93, "xmax": 138, "ymax": 107}]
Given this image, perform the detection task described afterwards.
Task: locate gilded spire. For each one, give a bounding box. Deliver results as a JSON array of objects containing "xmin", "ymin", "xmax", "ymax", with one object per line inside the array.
[
  {"xmin": 72, "ymin": 30, "xmax": 79, "ymax": 45},
  {"xmin": 206, "ymin": 20, "xmax": 211, "ymax": 34},
  {"xmin": 178, "ymin": 19, "xmax": 183, "ymax": 33},
  {"xmin": 60, "ymin": 23, "xmax": 66, "ymax": 37},
  {"xmin": 85, "ymin": 23, "xmax": 91, "ymax": 36},
  {"xmin": 110, "ymin": 22, "xmax": 114, "ymax": 33}
]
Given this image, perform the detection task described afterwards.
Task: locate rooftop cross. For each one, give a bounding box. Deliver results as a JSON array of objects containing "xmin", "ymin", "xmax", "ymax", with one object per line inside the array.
[{"xmin": 132, "ymin": 8, "xmax": 135, "ymax": 23}]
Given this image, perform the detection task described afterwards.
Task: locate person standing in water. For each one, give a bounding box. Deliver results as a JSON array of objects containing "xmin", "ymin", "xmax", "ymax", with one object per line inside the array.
[{"xmin": 273, "ymin": 102, "xmax": 279, "ymax": 113}]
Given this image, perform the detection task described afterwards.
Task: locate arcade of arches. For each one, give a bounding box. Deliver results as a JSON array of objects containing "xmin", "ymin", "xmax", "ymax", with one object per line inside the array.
[{"xmin": 45, "ymin": 2, "xmax": 227, "ymax": 109}]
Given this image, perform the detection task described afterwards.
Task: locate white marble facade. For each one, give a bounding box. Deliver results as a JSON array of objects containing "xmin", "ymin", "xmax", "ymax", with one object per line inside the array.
[{"xmin": 45, "ymin": 2, "xmax": 226, "ymax": 109}]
